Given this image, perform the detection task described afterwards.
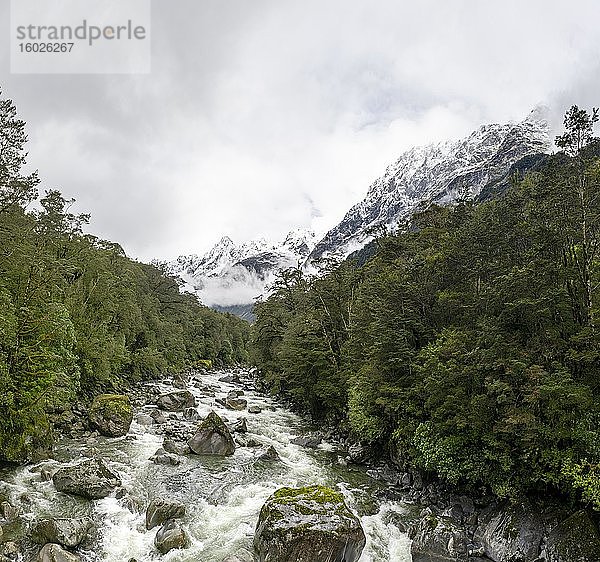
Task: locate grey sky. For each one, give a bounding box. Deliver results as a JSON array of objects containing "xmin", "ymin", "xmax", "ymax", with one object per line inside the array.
[{"xmin": 1, "ymin": 0, "xmax": 600, "ymax": 261}]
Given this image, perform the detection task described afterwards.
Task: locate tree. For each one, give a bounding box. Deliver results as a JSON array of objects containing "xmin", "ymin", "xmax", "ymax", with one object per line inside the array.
[
  {"xmin": 555, "ymin": 105, "xmax": 600, "ymax": 327},
  {"xmin": 0, "ymin": 91, "xmax": 39, "ymax": 213}
]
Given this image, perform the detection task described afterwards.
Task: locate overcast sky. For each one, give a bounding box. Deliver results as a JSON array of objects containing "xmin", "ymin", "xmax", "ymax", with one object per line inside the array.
[{"xmin": 2, "ymin": 0, "xmax": 600, "ymax": 261}]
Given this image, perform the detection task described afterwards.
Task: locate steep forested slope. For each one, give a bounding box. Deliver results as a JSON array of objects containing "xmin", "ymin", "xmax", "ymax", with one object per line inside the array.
[
  {"xmin": 0, "ymin": 91, "xmax": 250, "ymax": 462},
  {"xmin": 252, "ymin": 106, "xmax": 600, "ymax": 508}
]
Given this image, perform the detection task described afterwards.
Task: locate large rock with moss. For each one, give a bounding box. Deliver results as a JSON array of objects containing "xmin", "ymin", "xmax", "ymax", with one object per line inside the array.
[
  {"xmin": 157, "ymin": 390, "xmax": 196, "ymax": 412},
  {"xmin": 52, "ymin": 458, "xmax": 121, "ymax": 499},
  {"xmin": 253, "ymin": 485, "xmax": 366, "ymax": 562},
  {"xmin": 88, "ymin": 394, "xmax": 133, "ymax": 437},
  {"xmin": 546, "ymin": 510, "xmax": 600, "ymax": 562},
  {"xmin": 187, "ymin": 411, "xmax": 235, "ymax": 456}
]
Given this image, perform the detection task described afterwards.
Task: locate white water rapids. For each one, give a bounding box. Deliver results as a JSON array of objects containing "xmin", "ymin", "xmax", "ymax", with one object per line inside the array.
[{"xmin": 0, "ymin": 370, "xmax": 413, "ymax": 561}]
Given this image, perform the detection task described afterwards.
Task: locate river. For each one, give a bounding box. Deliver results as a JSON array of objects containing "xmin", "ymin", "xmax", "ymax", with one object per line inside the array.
[{"xmin": 0, "ymin": 369, "xmax": 413, "ymax": 561}]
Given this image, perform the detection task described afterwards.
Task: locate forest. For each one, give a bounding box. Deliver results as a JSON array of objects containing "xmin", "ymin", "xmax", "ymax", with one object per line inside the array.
[
  {"xmin": 0, "ymin": 91, "xmax": 250, "ymax": 462},
  {"xmin": 251, "ymin": 106, "xmax": 600, "ymax": 509}
]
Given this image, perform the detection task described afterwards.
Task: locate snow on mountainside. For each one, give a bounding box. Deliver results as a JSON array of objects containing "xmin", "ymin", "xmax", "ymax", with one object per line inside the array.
[
  {"xmin": 167, "ymin": 229, "xmax": 318, "ymax": 308},
  {"xmin": 168, "ymin": 107, "xmax": 551, "ymax": 319},
  {"xmin": 307, "ymin": 106, "xmax": 552, "ymax": 264}
]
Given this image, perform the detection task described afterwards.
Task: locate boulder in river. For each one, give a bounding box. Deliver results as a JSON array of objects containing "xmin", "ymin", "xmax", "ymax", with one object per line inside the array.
[
  {"xmin": 34, "ymin": 543, "xmax": 82, "ymax": 562},
  {"xmin": 226, "ymin": 397, "xmax": 247, "ymax": 411},
  {"xmin": 31, "ymin": 517, "xmax": 93, "ymax": 547},
  {"xmin": 183, "ymin": 407, "xmax": 200, "ymax": 421},
  {"xmin": 474, "ymin": 502, "xmax": 547, "ymax": 561},
  {"xmin": 88, "ymin": 394, "xmax": 133, "ymax": 437},
  {"xmin": 256, "ymin": 445, "xmax": 280, "ymax": 462},
  {"xmin": 253, "ymin": 485, "xmax": 366, "ymax": 562},
  {"xmin": 409, "ymin": 508, "xmax": 468, "ymax": 561},
  {"xmin": 151, "ymin": 448, "xmax": 181, "ymax": 466},
  {"xmin": 157, "ymin": 390, "xmax": 196, "ymax": 412},
  {"xmin": 231, "ymin": 418, "xmax": 248, "ymax": 433},
  {"xmin": 248, "ymin": 406, "xmax": 262, "ymax": 414},
  {"xmin": 291, "ymin": 435, "xmax": 322, "ymax": 449},
  {"xmin": 146, "ymin": 497, "xmax": 186, "ymax": 530},
  {"xmin": 154, "ymin": 519, "xmax": 189, "ymax": 554},
  {"xmin": 187, "ymin": 411, "xmax": 235, "ymax": 456},
  {"xmin": 52, "ymin": 458, "xmax": 121, "ymax": 499}
]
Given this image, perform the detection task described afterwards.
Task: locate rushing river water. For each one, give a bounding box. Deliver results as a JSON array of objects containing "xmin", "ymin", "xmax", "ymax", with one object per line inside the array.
[{"xmin": 0, "ymin": 370, "xmax": 413, "ymax": 561}]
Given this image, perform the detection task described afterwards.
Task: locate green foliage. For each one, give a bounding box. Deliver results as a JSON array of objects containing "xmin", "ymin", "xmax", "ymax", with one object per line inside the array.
[
  {"xmin": 252, "ymin": 105, "xmax": 600, "ymax": 508},
  {"xmin": 0, "ymin": 91, "xmax": 250, "ymax": 462}
]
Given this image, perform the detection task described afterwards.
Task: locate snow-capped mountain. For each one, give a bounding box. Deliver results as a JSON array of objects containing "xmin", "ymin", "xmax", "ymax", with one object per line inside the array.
[
  {"xmin": 168, "ymin": 229, "xmax": 319, "ymax": 312},
  {"xmin": 307, "ymin": 106, "xmax": 551, "ymax": 263},
  {"xmin": 169, "ymin": 107, "xmax": 551, "ymax": 320}
]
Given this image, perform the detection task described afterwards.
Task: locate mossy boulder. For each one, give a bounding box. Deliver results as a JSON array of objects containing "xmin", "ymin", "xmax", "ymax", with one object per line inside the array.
[
  {"xmin": 88, "ymin": 394, "xmax": 133, "ymax": 437},
  {"xmin": 546, "ymin": 510, "xmax": 600, "ymax": 562},
  {"xmin": 253, "ymin": 485, "xmax": 366, "ymax": 562},
  {"xmin": 187, "ymin": 411, "xmax": 235, "ymax": 455}
]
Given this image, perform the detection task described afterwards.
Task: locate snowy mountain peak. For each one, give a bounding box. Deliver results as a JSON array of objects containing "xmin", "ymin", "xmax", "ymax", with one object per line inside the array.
[{"xmin": 167, "ymin": 229, "xmax": 320, "ymax": 309}]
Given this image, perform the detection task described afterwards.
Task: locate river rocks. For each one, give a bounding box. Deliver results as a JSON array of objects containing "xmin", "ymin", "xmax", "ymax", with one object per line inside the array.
[
  {"xmin": 409, "ymin": 508, "xmax": 468, "ymax": 561},
  {"xmin": 187, "ymin": 411, "xmax": 235, "ymax": 456},
  {"xmin": 254, "ymin": 485, "xmax": 366, "ymax": 562},
  {"xmin": 256, "ymin": 445, "xmax": 280, "ymax": 461},
  {"xmin": 231, "ymin": 418, "xmax": 248, "ymax": 433},
  {"xmin": 136, "ymin": 413, "xmax": 154, "ymax": 426},
  {"xmin": 146, "ymin": 498, "xmax": 186, "ymax": 530},
  {"xmin": 545, "ymin": 510, "xmax": 600, "ymax": 562},
  {"xmin": 183, "ymin": 407, "xmax": 200, "ymax": 421},
  {"xmin": 88, "ymin": 394, "xmax": 133, "ymax": 437},
  {"xmin": 31, "ymin": 517, "xmax": 92, "ymax": 547},
  {"xmin": 291, "ymin": 435, "xmax": 322, "ymax": 449},
  {"xmin": 346, "ymin": 443, "xmax": 371, "ymax": 464},
  {"xmin": 154, "ymin": 519, "xmax": 189, "ymax": 554},
  {"xmin": 248, "ymin": 406, "xmax": 262, "ymax": 414},
  {"xmin": 162, "ymin": 438, "xmax": 189, "ymax": 455},
  {"xmin": 52, "ymin": 458, "xmax": 121, "ymax": 499},
  {"xmin": 474, "ymin": 503, "xmax": 546, "ymax": 562},
  {"xmin": 218, "ymin": 374, "xmax": 240, "ymax": 384},
  {"xmin": 151, "ymin": 448, "xmax": 181, "ymax": 466},
  {"xmin": 157, "ymin": 390, "xmax": 196, "ymax": 412},
  {"xmin": 225, "ymin": 397, "xmax": 247, "ymax": 411},
  {"xmin": 0, "ymin": 501, "xmax": 20, "ymax": 522},
  {"xmin": 34, "ymin": 544, "xmax": 81, "ymax": 562},
  {"xmin": 149, "ymin": 409, "xmax": 167, "ymax": 424}
]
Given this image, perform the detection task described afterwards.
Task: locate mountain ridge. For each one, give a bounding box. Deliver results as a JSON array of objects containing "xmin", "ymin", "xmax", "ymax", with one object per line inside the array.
[{"xmin": 168, "ymin": 107, "xmax": 552, "ymax": 317}]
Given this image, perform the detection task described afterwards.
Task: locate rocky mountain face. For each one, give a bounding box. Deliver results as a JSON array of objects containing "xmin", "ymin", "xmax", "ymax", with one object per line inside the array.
[
  {"xmin": 169, "ymin": 108, "xmax": 551, "ymax": 319},
  {"xmin": 308, "ymin": 106, "xmax": 551, "ymax": 263}
]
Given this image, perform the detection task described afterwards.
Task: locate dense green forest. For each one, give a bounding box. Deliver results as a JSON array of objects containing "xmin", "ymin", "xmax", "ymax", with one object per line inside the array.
[
  {"xmin": 0, "ymin": 91, "xmax": 250, "ymax": 463},
  {"xmin": 252, "ymin": 106, "xmax": 600, "ymax": 508}
]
